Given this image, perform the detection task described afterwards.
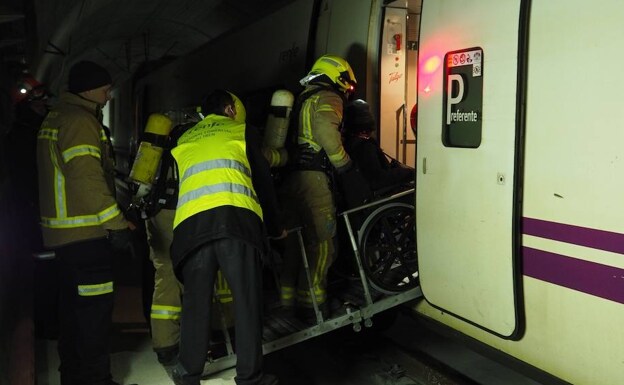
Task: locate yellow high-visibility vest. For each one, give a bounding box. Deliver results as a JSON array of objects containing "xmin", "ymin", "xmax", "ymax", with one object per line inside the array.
[{"xmin": 171, "ymin": 114, "xmax": 263, "ymax": 229}]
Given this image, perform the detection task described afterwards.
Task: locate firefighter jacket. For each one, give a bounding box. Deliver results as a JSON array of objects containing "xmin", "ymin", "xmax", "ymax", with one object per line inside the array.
[
  {"xmin": 296, "ymin": 84, "xmax": 351, "ymax": 172},
  {"xmin": 169, "ymin": 114, "xmax": 282, "ymax": 277},
  {"xmin": 37, "ymin": 92, "xmax": 127, "ymax": 248}
]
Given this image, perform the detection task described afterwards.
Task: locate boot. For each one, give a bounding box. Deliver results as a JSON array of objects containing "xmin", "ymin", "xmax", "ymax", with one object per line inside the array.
[{"xmin": 258, "ymin": 373, "xmax": 280, "ymax": 385}]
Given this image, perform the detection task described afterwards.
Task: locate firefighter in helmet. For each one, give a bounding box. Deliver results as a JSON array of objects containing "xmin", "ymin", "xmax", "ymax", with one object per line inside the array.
[{"xmin": 278, "ymin": 54, "xmax": 356, "ymax": 321}]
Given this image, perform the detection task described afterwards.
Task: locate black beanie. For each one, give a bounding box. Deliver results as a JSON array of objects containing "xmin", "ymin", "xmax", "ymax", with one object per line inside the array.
[{"xmin": 68, "ymin": 61, "xmax": 112, "ymax": 93}]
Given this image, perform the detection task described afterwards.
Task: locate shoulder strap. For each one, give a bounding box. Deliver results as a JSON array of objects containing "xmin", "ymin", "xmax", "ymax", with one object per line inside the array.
[
  {"xmin": 141, "ymin": 122, "xmax": 197, "ymax": 216},
  {"xmin": 286, "ymin": 85, "xmax": 342, "ymax": 149}
]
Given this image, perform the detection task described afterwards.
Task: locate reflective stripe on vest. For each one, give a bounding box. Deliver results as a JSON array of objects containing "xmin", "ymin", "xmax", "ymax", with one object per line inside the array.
[
  {"xmin": 172, "ymin": 116, "xmax": 263, "ymax": 228},
  {"xmin": 78, "ymin": 281, "xmax": 114, "ymax": 296},
  {"xmin": 38, "ymin": 127, "xmax": 122, "ymax": 228}
]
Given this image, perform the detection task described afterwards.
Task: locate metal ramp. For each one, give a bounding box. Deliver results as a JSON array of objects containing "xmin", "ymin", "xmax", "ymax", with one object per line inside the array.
[{"xmin": 202, "ymin": 188, "xmax": 422, "ymax": 377}]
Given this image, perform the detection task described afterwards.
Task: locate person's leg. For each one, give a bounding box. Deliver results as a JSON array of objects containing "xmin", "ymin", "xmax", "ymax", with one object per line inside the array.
[
  {"xmin": 56, "ymin": 238, "xmax": 115, "ymax": 385},
  {"xmin": 296, "ymin": 172, "xmax": 336, "ymax": 312},
  {"xmin": 276, "ymin": 174, "xmax": 302, "ymax": 308},
  {"xmin": 175, "ymin": 244, "xmax": 218, "ymax": 385},
  {"xmin": 56, "ymin": 248, "xmax": 81, "ymax": 385},
  {"xmin": 217, "ymin": 239, "xmax": 263, "ymax": 385},
  {"xmin": 147, "ymin": 209, "xmax": 182, "ymax": 364}
]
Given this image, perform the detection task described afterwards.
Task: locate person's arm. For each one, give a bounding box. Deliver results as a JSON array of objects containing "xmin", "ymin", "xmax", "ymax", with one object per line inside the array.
[
  {"xmin": 58, "ymin": 115, "xmax": 128, "ymax": 230},
  {"xmin": 312, "ymin": 92, "xmax": 352, "ymax": 172},
  {"xmin": 353, "ymin": 139, "xmax": 414, "ymax": 190},
  {"xmin": 246, "ymin": 124, "xmax": 284, "ymax": 237}
]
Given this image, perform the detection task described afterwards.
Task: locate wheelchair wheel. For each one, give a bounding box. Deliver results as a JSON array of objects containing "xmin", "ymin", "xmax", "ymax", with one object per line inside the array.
[{"xmin": 359, "ymin": 202, "xmax": 418, "ymax": 294}]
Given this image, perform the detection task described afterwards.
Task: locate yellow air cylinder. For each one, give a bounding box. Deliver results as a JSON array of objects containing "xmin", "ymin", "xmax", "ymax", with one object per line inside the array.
[
  {"xmin": 262, "ymin": 89, "xmax": 294, "ymax": 150},
  {"xmin": 262, "ymin": 89, "xmax": 294, "ymax": 167},
  {"xmin": 129, "ymin": 113, "xmax": 174, "ymax": 197}
]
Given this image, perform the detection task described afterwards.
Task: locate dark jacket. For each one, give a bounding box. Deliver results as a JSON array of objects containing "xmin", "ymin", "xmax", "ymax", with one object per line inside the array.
[{"xmin": 344, "ymin": 135, "xmax": 414, "ymax": 192}]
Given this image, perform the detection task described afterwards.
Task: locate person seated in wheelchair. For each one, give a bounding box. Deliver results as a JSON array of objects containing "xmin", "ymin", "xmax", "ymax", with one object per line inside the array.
[
  {"xmin": 341, "ymin": 99, "xmax": 414, "ymax": 204},
  {"xmin": 334, "ymin": 100, "xmax": 419, "ymax": 294}
]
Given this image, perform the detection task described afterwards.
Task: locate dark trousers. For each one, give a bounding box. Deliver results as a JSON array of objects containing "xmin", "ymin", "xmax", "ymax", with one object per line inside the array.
[
  {"xmin": 55, "ymin": 238, "xmax": 115, "ymax": 385},
  {"xmin": 178, "ymin": 238, "xmax": 263, "ymax": 385}
]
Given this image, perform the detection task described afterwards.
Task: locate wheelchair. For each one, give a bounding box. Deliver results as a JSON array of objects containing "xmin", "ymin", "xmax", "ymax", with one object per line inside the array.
[{"xmin": 337, "ymin": 182, "xmax": 418, "ymax": 295}]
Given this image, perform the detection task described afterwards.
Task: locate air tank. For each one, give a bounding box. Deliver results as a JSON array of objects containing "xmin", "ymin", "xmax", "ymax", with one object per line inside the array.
[
  {"xmin": 263, "ymin": 89, "xmax": 294, "ymax": 150},
  {"xmin": 128, "ymin": 113, "xmax": 174, "ymax": 198}
]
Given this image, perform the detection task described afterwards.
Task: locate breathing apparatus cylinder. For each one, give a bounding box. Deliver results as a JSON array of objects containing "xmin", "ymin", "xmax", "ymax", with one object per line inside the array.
[
  {"xmin": 129, "ymin": 113, "xmax": 174, "ymax": 198},
  {"xmin": 262, "ymin": 89, "xmax": 294, "ymax": 167}
]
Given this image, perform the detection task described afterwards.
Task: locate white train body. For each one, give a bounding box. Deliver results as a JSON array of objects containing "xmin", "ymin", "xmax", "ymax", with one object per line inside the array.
[{"xmin": 414, "ymin": 1, "xmax": 624, "ymax": 384}]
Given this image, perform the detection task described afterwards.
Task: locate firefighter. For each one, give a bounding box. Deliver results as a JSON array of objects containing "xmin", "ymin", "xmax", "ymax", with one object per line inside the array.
[
  {"xmin": 133, "ymin": 115, "xmax": 236, "ymax": 366},
  {"xmin": 170, "ymin": 90, "xmax": 286, "ymax": 385},
  {"xmin": 278, "ymin": 55, "xmax": 356, "ymax": 321},
  {"xmin": 36, "ymin": 60, "xmax": 137, "ymax": 385},
  {"xmin": 130, "ymin": 115, "xmax": 187, "ymax": 366}
]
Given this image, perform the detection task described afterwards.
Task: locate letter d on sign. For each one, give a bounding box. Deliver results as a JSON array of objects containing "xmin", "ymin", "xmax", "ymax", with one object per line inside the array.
[{"xmin": 446, "ymin": 74, "xmax": 464, "ymax": 124}]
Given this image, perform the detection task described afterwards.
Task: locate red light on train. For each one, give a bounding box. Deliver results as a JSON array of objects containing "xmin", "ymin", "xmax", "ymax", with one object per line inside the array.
[
  {"xmin": 422, "ymin": 56, "xmax": 441, "ymax": 74},
  {"xmin": 419, "ymin": 55, "xmax": 442, "ymax": 94}
]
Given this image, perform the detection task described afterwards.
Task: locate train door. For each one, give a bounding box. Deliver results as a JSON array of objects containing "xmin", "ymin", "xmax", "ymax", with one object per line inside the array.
[
  {"xmin": 379, "ymin": 1, "xmax": 419, "ymax": 168},
  {"xmin": 416, "ymin": 0, "xmax": 525, "ymax": 337}
]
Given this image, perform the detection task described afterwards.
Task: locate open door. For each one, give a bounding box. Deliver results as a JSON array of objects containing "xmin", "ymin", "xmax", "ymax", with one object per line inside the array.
[
  {"xmin": 378, "ymin": 2, "xmax": 419, "ymax": 168},
  {"xmin": 416, "ymin": 0, "xmax": 525, "ymax": 338}
]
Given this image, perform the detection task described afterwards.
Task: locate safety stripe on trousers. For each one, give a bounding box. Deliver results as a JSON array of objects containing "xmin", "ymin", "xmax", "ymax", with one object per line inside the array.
[
  {"xmin": 151, "ymin": 305, "xmax": 182, "ymax": 320},
  {"xmin": 78, "ymin": 281, "xmax": 113, "ymax": 296},
  {"xmin": 297, "ymin": 240, "xmax": 329, "ymax": 304}
]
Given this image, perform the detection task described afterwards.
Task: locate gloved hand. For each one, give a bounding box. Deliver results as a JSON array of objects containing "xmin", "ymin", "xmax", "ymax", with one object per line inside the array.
[
  {"xmin": 288, "ymin": 143, "xmax": 316, "ymax": 167},
  {"xmin": 107, "ymin": 228, "xmax": 135, "ymax": 254},
  {"xmin": 335, "ymin": 159, "xmax": 354, "ymax": 175}
]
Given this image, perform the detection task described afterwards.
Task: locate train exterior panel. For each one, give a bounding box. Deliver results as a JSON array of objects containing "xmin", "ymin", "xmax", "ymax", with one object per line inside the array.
[
  {"xmin": 135, "ymin": 0, "xmax": 316, "ymax": 113},
  {"xmin": 415, "ymin": 1, "xmax": 624, "ymax": 384}
]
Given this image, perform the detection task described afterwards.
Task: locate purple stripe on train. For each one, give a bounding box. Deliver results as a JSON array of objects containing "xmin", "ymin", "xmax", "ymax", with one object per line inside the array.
[
  {"xmin": 523, "ymin": 217, "xmax": 624, "ymax": 254},
  {"xmin": 523, "ymin": 247, "xmax": 624, "ymax": 305}
]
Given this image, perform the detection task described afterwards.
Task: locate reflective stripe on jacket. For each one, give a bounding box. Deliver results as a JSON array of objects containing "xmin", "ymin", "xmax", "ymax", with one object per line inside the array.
[
  {"xmin": 37, "ymin": 92, "xmax": 127, "ymax": 248},
  {"xmin": 171, "ymin": 114, "xmax": 263, "ymax": 229}
]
